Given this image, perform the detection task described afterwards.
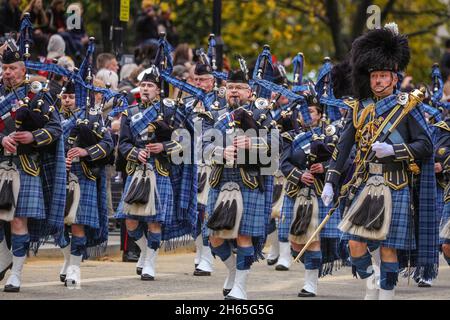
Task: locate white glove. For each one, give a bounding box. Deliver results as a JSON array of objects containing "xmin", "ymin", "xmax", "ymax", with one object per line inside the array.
[
  {"xmin": 372, "ymin": 141, "xmax": 394, "ymax": 158},
  {"xmin": 321, "ymin": 182, "xmax": 334, "ymax": 207}
]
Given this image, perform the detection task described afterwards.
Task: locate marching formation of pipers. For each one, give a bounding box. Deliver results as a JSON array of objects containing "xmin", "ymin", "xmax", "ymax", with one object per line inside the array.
[{"xmin": 0, "ymin": 14, "xmax": 449, "ymax": 300}]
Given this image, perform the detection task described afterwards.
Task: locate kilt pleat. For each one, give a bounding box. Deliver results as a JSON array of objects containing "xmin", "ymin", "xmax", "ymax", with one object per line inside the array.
[{"xmin": 71, "ymin": 163, "xmax": 99, "ymax": 229}]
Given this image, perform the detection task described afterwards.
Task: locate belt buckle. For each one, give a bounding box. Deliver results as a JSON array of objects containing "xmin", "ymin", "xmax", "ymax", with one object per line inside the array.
[{"xmin": 369, "ymin": 162, "xmax": 383, "ymax": 175}]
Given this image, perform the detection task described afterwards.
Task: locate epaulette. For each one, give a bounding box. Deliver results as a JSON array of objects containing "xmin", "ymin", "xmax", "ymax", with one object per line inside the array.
[{"xmin": 434, "ymin": 120, "xmax": 450, "ymax": 132}]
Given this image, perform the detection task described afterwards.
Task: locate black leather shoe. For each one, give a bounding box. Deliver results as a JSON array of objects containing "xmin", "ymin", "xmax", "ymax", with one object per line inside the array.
[
  {"xmin": 136, "ymin": 267, "xmax": 143, "ymax": 276},
  {"xmin": 223, "ymin": 288, "xmax": 231, "ymax": 297},
  {"xmin": 60, "ymin": 274, "xmax": 66, "ymax": 283},
  {"xmin": 0, "ymin": 263, "xmax": 12, "ymax": 282},
  {"xmin": 297, "ymin": 289, "xmax": 316, "ymax": 298},
  {"xmin": 275, "ymin": 264, "xmax": 289, "ymax": 271},
  {"xmin": 417, "ymin": 280, "xmax": 432, "ymax": 288},
  {"xmin": 4, "ymin": 284, "xmax": 20, "ymax": 293},
  {"xmin": 224, "ymin": 294, "xmax": 244, "ymax": 300},
  {"xmin": 141, "ymin": 274, "xmax": 154, "ymax": 281},
  {"xmin": 195, "ymin": 263, "xmax": 199, "ymax": 269},
  {"xmin": 267, "ymin": 257, "xmax": 278, "ymax": 266},
  {"xmin": 193, "ymin": 269, "xmax": 211, "ymax": 276}
]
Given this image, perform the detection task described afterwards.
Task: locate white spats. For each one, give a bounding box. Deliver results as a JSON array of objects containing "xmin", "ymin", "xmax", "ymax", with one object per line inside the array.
[
  {"xmin": 194, "ymin": 235, "xmax": 203, "ymax": 266},
  {"xmin": 222, "ymin": 254, "xmax": 236, "ymax": 291},
  {"xmin": 197, "ymin": 246, "xmax": 214, "ymax": 273},
  {"xmin": 135, "ymin": 235, "xmax": 148, "ymax": 272},
  {"xmin": 0, "ymin": 239, "xmax": 12, "ymax": 279},
  {"xmin": 364, "ymin": 273, "xmax": 379, "ymax": 300},
  {"xmin": 379, "ymin": 288, "xmax": 395, "ymax": 300},
  {"xmin": 141, "ymin": 248, "xmax": 158, "ymax": 279},
  {"xmin": 303, "ymin": 269, "xmax": 319, "ymax": 295},
  {"xmin": 266, "ymin": 230, "xmax": 280, "ymax": 261},
  {"xmin": 59, "ymin": 245, "xmax": 71, "ymax": 280},
  {"xmin": 226, "ymin": 269, "xmax": 249, "ymax": 300},
  {"xmin": 275, "ymin": 241, "xmax": 291, "ymax": 270},
  {"xmin": 65, "ymin": 254, "xmax": 83, "ymax": 288},
  {"xmin": 4, "ymin": 255, "xmax": 26, "ymax": 291}
]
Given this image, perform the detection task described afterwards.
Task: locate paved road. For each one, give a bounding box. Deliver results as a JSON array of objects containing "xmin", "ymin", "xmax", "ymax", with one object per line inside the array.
[{"xmin": 0, "ymin": 248, "xmax": 449, "ymax": 300}]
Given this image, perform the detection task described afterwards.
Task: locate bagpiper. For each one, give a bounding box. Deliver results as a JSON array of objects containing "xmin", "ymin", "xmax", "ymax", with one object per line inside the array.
[
  {"xmin": 188, "ymin": 62, "xmax": 220, "ymax": 277},
  {"xmin": 115, "ymin": 66, "xmax": 181, "ymax": 281},
  {"xmin": 279, "ymin": 86, "xmax": 345, "ymax": 297},
  {"xmin": 321, "ymin": 23, "xmax": 437, "ymax": 300},
  {"xmin": 0, "ymin": 44, "xmax": 66, "ymax": 292},
  {"xmin": 203, "ymin": 69, "xmax": 277, "ymax": 300},
  {"xmin": 58, "ymin": 79, "xmax": 113, "ymax": 287}
]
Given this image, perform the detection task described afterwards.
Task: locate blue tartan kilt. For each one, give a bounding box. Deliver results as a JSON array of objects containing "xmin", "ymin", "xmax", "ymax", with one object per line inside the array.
[
  {"xmin": 341, "ymin": 182, "xmax": 415, "ymax": 250},
  {"xmin": 278, "ymin": 191, "xmax": 341, "ymax": 242},
  {"xmin": 204, "ymin": 168, "xmax": 269, "ymax": 238},
  {"xmin": 71, "ymin": 163, "xmax": 99, "ymax": 229},
  {"xmin": 115, "ymin": 160, "xmax": 173, "ymax": 225},
  {"xmin": 440, "ymin": 201, "xmax": 450, "ymax": 244},
  {"xmin": 14, "ymin": 167, "xmax": 46, "ymax": 220}
]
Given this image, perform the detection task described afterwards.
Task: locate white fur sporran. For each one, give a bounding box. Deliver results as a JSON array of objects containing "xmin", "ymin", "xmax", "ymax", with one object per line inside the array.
[
  {"xmin": 338, "ymin": 175, "xmax": 392, "ymax": 240},
  {"xmin": 289, "ymin": 187, "xmax": 320, "ymax": 245},
  {"xmin": 64, "ymin": 172, "xmax": 81, "ymax": 225},
  {"xmin": 209, "ymin": 182, "xmax": 243, "ymax": 239},
  {"xmin": 271, "ymin": 171, "xmax": 286, "ymax": 219},
  {"xmin": 0, "ymin": 161, "xmax": 20, "ymax": 222},
  {"xmin": 123, "ymin": 164, "xmax": 158, "ymax": 216},
  {"xmin": 197, "ymin": 164, "xmax": 211, "ymax": 206}
]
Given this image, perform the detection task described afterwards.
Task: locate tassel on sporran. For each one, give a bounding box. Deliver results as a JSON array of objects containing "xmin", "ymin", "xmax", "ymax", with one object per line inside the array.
[
  {"xmin": 123, "ymin": 164, "xmax": 157, "ymax": 216},
  {"xmin": 0, "ymin": 161, "xmax": 20, "ymax": 221},
  {"xmin": 64, "ymin": 172, "xmax": 80, "ymax": 225},
  {"xmin": 338, "ymin": 175, "xmax": 392, "ymax": 240},
  {"xmin": 289, "ymin": 187, "xmax": 319, "ymax": 245},
  {"xmin": 197, "ymin": 164, "xmax": 211, "ymax": 206},
  {"xmin": 271, "ymin": 171, "xmax": 286, "ymax": 219},
  {"xmin": 208, "ymin": 182, "xmax": 243, "ymax": 239}
]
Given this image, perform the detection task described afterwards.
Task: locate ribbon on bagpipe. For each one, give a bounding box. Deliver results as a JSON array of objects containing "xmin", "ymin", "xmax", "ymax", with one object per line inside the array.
[
  {"xmin": 315, "ymin": 60, "xmax": 342, "ymax": 122},
  {"xmin": 252, "ymin": 46, "xmax": 274, "ymax": 99},
  {"xmin": 251, "ymin": 78, "xmax": 312, "ymax": 124},
  {"xmin": 154, "ymin": 36, "xmax": 174, "ymax": 75},
  {"xmin": 291, "ymin": 53, "xmax": 310, "ymax": 93},
  {"xmin": 292, "ymin": 53, "xmax": 304, "ymax": 86},
  {"xmin": 19, "ymin": 13, "xmax": 33, "ymax": 58},
  {"xmin": 431, "ymin": 64, "xmax": 450, "ymax": 111},
  {"xmin": 207, "ymin": 35, "xmax": 228, "ymax": 80},
  {"xmin": 76, "ymin": 39, "xmax": 96, "ymax": 108}
]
